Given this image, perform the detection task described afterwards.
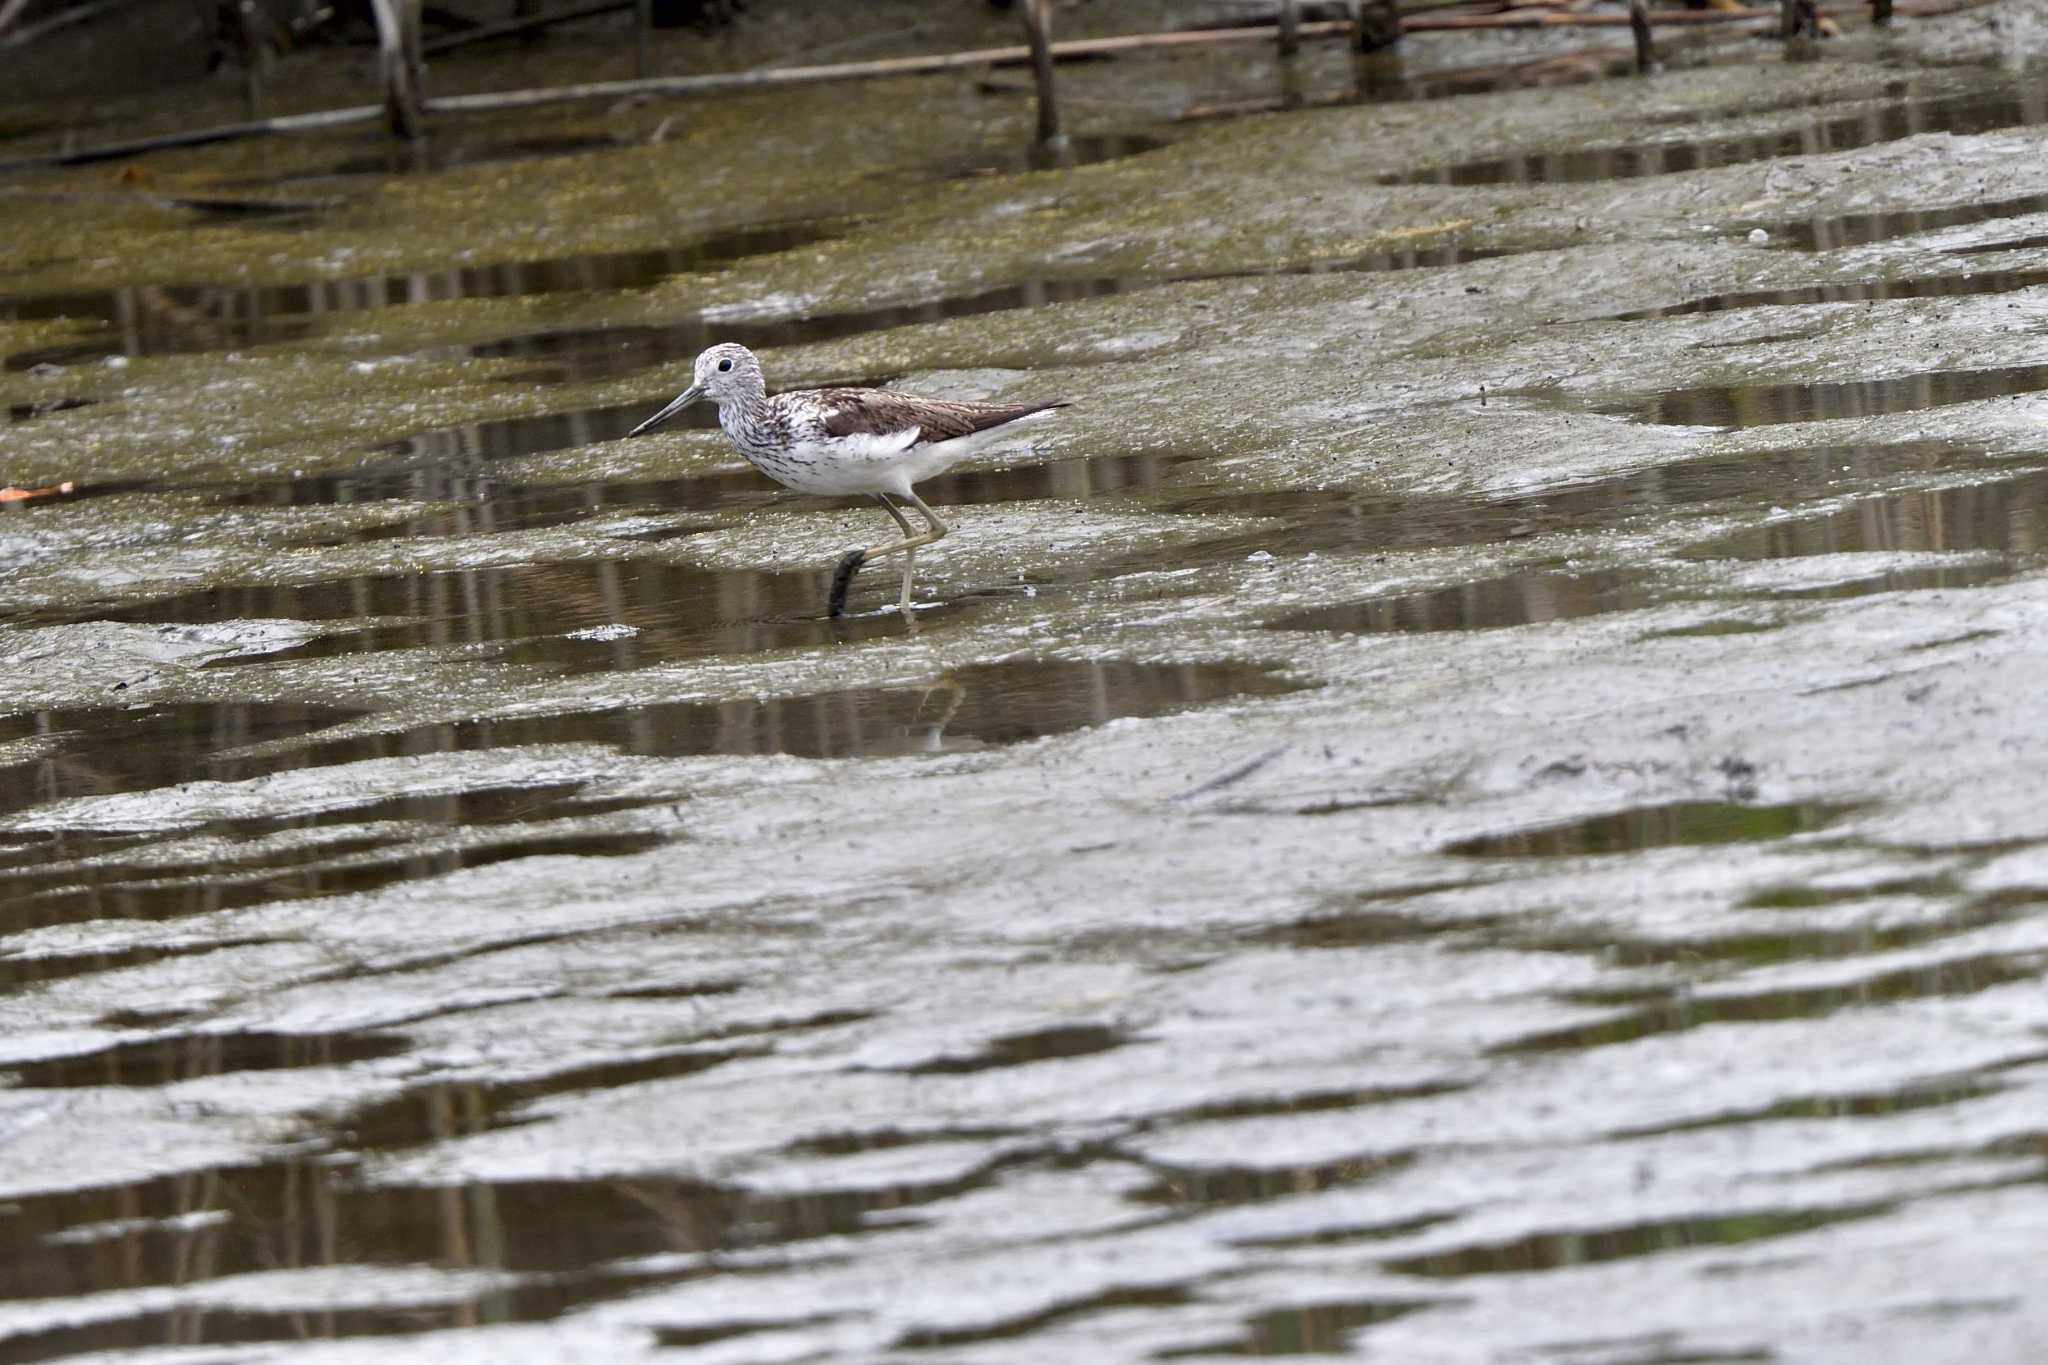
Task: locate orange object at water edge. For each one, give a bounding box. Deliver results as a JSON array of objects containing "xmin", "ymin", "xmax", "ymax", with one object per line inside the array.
[{"xmin": 0, "ymin": 480, "xmax": 75, "ymax": 503}]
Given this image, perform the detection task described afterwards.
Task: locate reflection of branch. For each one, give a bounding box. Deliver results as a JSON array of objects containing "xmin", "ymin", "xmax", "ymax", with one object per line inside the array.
[
  {"xmin": 909, "ymin": 679, "xmax": 965, "ymax": 749},
  {"xmin": 609, "ymin": 1180, "xmax": 728, "ymax": 1253},
  {"xmin": 0, "ymin": 0, "xmax": 135, "ymax": 48}
]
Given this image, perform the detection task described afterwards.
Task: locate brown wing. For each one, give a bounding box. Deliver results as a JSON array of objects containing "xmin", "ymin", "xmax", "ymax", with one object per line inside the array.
[{"xmin": 816, "ymin": 390, "xmax": 1069, "ymax": 445}]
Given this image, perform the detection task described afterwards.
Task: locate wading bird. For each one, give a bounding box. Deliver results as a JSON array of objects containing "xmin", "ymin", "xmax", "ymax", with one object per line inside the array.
[{"xmin": 629, "ymin": 343, "xmax": 1068, "ymax": 617}]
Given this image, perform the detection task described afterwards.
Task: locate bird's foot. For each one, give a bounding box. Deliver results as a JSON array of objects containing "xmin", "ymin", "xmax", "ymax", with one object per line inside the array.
[{"xmin": 827, "ymin": 549, "xmax": 867, "ymax": 619}]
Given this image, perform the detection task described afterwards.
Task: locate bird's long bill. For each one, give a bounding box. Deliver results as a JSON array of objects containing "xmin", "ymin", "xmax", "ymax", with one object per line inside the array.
[{"xmin": 627, "ymin": 384, "xmax": 705, "ymax": 437}]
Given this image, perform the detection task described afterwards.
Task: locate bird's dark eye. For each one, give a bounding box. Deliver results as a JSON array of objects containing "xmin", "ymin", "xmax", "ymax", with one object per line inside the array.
[{"xmin": 717, "ymin": 358, "xmax": 733, "ymax": 372}]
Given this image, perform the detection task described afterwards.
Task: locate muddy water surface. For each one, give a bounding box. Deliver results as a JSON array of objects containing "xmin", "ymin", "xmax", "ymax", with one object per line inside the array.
[{"xmin": 4, "ymin": 7, "xmax": 2048, "ymax": 1364}]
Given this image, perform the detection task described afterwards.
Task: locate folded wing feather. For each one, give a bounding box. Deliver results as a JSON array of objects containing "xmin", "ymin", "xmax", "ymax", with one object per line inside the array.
[{"xmin": 818, "ymin": 391, "xmax": 1070, "ymax": 446}]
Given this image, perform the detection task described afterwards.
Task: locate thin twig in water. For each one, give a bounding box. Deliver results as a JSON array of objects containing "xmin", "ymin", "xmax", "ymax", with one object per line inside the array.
[{"xmin": 1171, "ymin": 744, "xmax": 1291, "ymax": 803}]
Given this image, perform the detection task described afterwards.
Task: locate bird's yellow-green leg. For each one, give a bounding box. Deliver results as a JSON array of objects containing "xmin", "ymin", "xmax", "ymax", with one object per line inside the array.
[{"xmin": 830, "ymin": 492, "xmax": 950, "ymax": 617}]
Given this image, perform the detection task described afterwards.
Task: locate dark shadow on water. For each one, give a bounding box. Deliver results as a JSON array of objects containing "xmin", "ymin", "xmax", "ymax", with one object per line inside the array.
[
  {"xmin": 92, "ymin": 440, "xmax": 1992, "ymax": 683},
  {"xmin": 1605, "ymin": 262, "xmax": 2048, "ymax": 321},
  {"xmin": 784, "ymin": 1125, "xmax": 1025, "ymax": 1159},
  {"xmin": 2, "ymin": 661, "xmax": 1300, "ymax": 929},
  {"xmin": 894, "ymin": 1286, "xmax": 1191, "ymax": 1349},
  {"xmin": 0, "ymin": 702, "xmax": 363, "ymax": 823},
  {"xmin": 1613, "ymin": 1079, "xmax": 2002, "ymax": 1139},
  {"xmin": 1131, "ymin": 1152, "xmax": 1413, "ymax": 1210},
  {"xmin": 1519, "ymin": 893, "xmax": 2025, "ymax": 972},
  {"xmin": 1245, "ymin": 903, "xmax": 1503, "ymax": 950},
  {"xmin": 1495, "ymin": 951, "xmax": 2042, "ymax": 1053},
  {"xmin": 0, "ymin": 938, "xmax": 278, "ymax": 993},
  {"xmin": 0, "ymin": 1304, "xmax": 608, "ymax": 1364},
  {"xmin": 290, "ymin": 660, "xmax": 1308, "ymax": 770},
  {"xmin": 1161, "ymin": 1081, "xmax": 1470, "ymax": 1130},
  {"xmin": 468, "ymin": 247, "xmax": 1504, "ymax": 386},
  {"xmin": 1268, "ymin": 568, "xmax": 1656, "ymax": 635},
  {"xmin": 1191, "ymin": 439, "xmax": 1968, "ymax": 566},
  {"xmin": 1756, "ymin": 189, "xmax": 2048, "ymax": 252},
  {"xmin": 7, "ymin": 396, "xmax": 96, "ymax": 422},
  {"xmin": 0, "ymin": 219, "xmax": 852, "ymax": 371},
  {"xmin": 655, "ymin": 1316, "xmax": 844, "ymax": 1349},
  {"xmin": 0, "ymin": 1142, "xmax": 1033, "ymax": 1354},
  {"xmin": 1158, "ymin": 1298, "xmax": 1441, "ymax": 1356},
  {"xmin": 93, "ymin": 558, "xmax": 847, "ymax": 668},
  {"xmin": 1955, "ymin": 230, "xmax": 2048, "ymax": 256},
  {"xmin": 0, "ymin": 1030, "xmax": 410, "ymax": 1089},
  {"xmin": 1381, "ymin": 80, "xmax": 2048, "ymax": 186},
  {"xmin": 1757, "ymin": 560, "xmax": 2012, "ymax": 600},
  {"xmin": 73, "ymin": 555, "xmax": 980, "ymax": 691},
  {"xmin": 1641, "ymin": 618, "xmax": 1781, "ymax": 639},
  {"xmin": 337, "ymin": 1046, "xmax": 755, "ymax": 1151},
  {"xmin": 1684, "ymin": 464, "xmax": 2048, "ymax": 559},
  {"xmin": 1381, "ymin": 1203, "xmax": 1894, "ymax": 1275},
  {"xmin": 1444, "ymin": 801, "xmax": 1854, "ymax": 857},
  {"xmin": 902, "ymin": 1023, "xmax": 1131, "ymax": 1075},
  {"xmin": 0, "ymin": 830, "xmax": 669, "ymax": 936},
  {"xmin": 1607, "ymin": 363, "xmax": 2048, "ymax": 427},
  {"xmin": 1196, "ymin": 441, "xmax": 2013, "ymax": 639}
]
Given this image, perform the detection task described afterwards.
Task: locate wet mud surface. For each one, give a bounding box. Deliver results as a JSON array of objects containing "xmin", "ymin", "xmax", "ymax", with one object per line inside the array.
[{"xmin": 5, "ymin": 1, "xmax": 2048, "ymax": 1361}]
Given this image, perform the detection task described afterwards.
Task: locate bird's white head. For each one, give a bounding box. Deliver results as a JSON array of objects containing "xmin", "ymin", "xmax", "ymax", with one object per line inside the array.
[{"xmin": 627, "ymin": 342, "xmax": 766, "ymax": 437}]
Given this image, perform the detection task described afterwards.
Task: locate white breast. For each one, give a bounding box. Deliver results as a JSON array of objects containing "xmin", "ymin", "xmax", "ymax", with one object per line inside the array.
[{"xmin": 751, "ymin": 429, "xmax": 923, "ymax": 495}]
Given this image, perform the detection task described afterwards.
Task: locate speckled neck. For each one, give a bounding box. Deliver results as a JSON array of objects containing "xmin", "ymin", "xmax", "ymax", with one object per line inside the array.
[{"xmin": 718, "ymin": 392, "xmax": 797, "ymax": 469}]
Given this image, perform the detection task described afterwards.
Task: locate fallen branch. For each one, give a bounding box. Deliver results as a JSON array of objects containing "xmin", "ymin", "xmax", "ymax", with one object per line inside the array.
[
  {"xmin": 0, "ymin": 104, "xmax": 384, "ymax": 173},
  {"xmin": 1407, "ymin": 6, "xmax": 1792, "ymax": 27}
]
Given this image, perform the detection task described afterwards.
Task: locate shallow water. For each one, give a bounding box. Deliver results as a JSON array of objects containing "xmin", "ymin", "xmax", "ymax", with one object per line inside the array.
[
  {"xmin": 0, "ymin": 220, "xmax": 856, "ymax": 370},
  {"xmin": 1384, "ymin": 75, "xmax": 2048, "ymax": 185},
  {"xmin": 4, "ymin": 11, "xmax": 2048, "ymax": 1365},
  {"xmin": 1622, "ymin": 362, "xmax": 2048, "ymax": 426},
  {"xmin": 464, "ymin": 246, "xmax": 1502, "ymax": 386}
]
